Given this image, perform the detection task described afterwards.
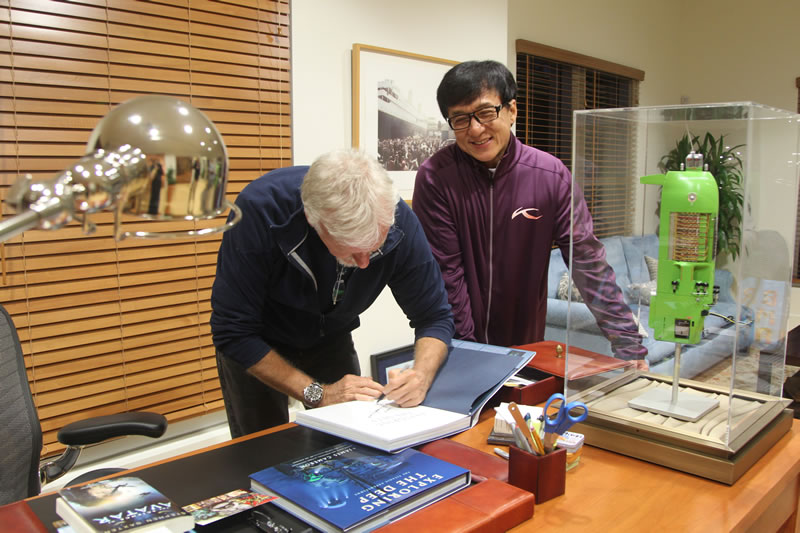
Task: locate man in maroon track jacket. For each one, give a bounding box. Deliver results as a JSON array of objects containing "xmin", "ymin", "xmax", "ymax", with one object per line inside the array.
[{"xmin": 413, "ymin": 60, "xmax": 647, "ymax": 368}]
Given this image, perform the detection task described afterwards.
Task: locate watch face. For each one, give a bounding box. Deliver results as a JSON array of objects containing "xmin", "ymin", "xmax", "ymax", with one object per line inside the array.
[{"xmin": 304, "ymin": 382, "xmax": 323, "ymax": 406}]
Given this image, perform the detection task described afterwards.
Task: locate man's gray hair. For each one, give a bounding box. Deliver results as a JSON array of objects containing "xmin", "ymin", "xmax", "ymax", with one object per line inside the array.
[{"xmin": 302, "ymin": 149, "xmax": 397, "ymax": 249}]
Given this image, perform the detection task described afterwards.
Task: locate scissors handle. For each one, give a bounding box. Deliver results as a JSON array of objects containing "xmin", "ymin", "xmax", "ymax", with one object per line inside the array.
[
  {"xmin": 563, "ymin": 401, "xmax": 589, "ymax": 425},
  {"xmin": 544, "ymin": 394, "xmax": 589, "ymax": 435},
  {"xmin": 544, "ymin": 393, "xmax": 566, "ymax": 418}
]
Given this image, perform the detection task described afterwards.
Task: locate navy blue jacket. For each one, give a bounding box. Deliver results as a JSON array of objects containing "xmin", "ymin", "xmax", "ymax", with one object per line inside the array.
[{"xmin": 211, "ymin": 166, "xmax": 454, "ymax": 368}]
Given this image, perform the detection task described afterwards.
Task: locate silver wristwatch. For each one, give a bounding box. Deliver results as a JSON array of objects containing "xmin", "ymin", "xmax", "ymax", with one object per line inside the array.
[{"xmin": 303, "ymin": 381, "xmax": 324, "ymax": 408}]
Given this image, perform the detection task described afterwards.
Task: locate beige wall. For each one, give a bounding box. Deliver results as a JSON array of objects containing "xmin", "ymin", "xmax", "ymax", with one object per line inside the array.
[
  {"xmin": 680, "ymin": 0, "xmax": 799, "ymax": 111},
  {"xmin": 507, "ymin": 0, "xmax": 800, "ymax": 112},
  {"xmin": 291, "ymin": 0, "xmax": 509, "ymax": 165},
  {"xmin": 291, "ymin": 0, "xmax": 510, "ymax": 365},
  {"xmin": 507, "ymin": 0, "xmax": 684, "ymax": 106}
]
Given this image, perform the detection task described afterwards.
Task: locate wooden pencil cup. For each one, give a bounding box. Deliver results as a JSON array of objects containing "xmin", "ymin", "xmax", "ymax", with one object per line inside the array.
[{"xmin": 508, "ymin": 445, "xmax": 566, "ymax": 504}]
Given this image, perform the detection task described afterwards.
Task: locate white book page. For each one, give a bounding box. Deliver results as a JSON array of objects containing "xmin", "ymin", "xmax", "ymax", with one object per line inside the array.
[{"xmin": 295, "ymin": 400, "xmax": 467, "ymax": 449}]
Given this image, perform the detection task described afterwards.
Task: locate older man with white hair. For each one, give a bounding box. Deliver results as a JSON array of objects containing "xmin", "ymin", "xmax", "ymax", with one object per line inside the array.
[{"xmin": 211, "ymin": 149, "xmax": 454, "ymax": 437}]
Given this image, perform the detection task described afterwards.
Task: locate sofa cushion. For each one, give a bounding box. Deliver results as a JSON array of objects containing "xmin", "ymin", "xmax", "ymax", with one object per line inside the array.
[
  {"xmin": 621, "ymin": 234, "xmax": 659, "ymax": 284},
  {"xmin": 547, "ymin": 236, "xmax": 632, "ymax": 299},
  {"xmin": 557, "ymin": 271, "xmax": 584, "ymax": 302},
  {"xmin": 601, "ymin": 236, "xmax": 631, "ymax": 291},
  {"xmin": 548, "ymin": 247, "xmax": 567, "ymax": 298},
  {"xmin": 714, "ymin": 269, "xmax": 734, "ymax": 303},
  {"xmin": 626, "ymin": 280, "xmax": 657, "ymax": 306},
  {"xmin": 644, "ymin": 255, "xmax": 658, "ymax": 280}
]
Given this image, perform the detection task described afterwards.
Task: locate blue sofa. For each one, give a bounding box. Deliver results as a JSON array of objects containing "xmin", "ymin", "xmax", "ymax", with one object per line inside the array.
[{"xmin": 543, "ymin": 234, "xmax": 753, "ymax": 378}]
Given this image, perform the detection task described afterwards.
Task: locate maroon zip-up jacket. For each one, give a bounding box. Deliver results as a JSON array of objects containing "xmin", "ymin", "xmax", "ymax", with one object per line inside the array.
[{"xmin": 413, "ymin": 134, "xmax": 646, "ymax": 361}]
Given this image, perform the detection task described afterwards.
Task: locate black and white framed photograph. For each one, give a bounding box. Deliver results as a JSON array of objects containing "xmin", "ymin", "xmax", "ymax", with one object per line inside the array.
[{"xmin": 352, "ymin": 43, "xmax": 458, "ymax": 199}]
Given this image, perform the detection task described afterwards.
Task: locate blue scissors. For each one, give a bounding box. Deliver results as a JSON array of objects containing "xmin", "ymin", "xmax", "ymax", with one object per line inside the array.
[{"xmin": 543, "ymin": 393, "xmax": 588, "ymax": 452}]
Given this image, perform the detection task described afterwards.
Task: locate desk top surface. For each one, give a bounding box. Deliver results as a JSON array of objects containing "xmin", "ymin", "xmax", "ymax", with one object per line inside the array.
[
  {"xmin": 453, "ymin": 412, "xmax": 800, "ymax": 532},
  {"xmin": 27, "ymin": 424, "xmax": 343, "ymax": 531},
  {"xmin": 23, "ymin": 411, "xmax": 800, "ymax": 533}
]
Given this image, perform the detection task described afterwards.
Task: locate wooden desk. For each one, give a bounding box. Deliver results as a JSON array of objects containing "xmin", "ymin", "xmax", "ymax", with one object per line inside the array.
[
  {"xmin": 16, "ymin": 413, "xmax": 800, "ymax": 532},
  {"xmin": 452, "ymin": 413, "xmax": 800, "ymax": 533}
]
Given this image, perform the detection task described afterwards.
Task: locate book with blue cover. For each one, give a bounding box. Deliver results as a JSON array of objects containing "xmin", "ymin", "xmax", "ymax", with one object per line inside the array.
[{"xmin": 249, "ymin": 441, "xmax": 470, "ymax": 533}]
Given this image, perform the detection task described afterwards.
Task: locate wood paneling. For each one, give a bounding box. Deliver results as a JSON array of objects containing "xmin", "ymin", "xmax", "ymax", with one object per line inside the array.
[{"xmin": 0, "ymin": 0, "xmax": 291, "ymax": 457}]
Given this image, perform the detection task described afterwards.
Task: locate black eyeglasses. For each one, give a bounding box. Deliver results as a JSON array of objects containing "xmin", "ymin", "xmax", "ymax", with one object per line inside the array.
[{"xmin": 447, "ymin": 104, "xmax": 504, "ymax": 131}]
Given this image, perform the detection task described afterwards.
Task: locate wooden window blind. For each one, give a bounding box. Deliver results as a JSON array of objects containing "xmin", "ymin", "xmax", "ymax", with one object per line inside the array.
[
  {"xmin": 515, "ymin": 40, "xmax": 643, "ymax": 237},
  {"xmin": 0, "ymin": 0, "xmax": 291, "ymax": 458}
]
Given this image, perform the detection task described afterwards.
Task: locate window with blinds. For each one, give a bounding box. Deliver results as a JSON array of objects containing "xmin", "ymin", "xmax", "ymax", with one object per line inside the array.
[
  {"xmin": 0, "ymin": 0, "xmax": 291, "ymax": 458},
  {"xmin": 515, "ymin": 40, "xmax": 643, "ymax": 237}
]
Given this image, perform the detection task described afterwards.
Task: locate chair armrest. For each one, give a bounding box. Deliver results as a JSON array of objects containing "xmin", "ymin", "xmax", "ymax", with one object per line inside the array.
[{"xmin": 57, "ymin": 412, "xmax": 167, "ymax": 446}]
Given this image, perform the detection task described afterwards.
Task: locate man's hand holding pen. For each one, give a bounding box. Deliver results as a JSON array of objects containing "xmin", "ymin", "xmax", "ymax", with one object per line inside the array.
[
  {"xmin": 380, "ymin": 367, "xmax": 431, "ymax": 407},
  {"xmin": 372, "ymin": 336, "xmax": 447, "ymax": 408}
]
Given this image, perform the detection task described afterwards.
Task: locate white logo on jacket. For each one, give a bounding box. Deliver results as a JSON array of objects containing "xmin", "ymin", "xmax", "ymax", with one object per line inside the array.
[{"xmin": 511, "ymin": 207, "xmax": 542, "ymax": 220}]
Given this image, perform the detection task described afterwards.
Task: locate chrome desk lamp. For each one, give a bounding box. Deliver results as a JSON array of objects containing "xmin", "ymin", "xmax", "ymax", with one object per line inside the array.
[{"xmin": 0, "ymin": 94, "xmax": 242, "ymax": 242}]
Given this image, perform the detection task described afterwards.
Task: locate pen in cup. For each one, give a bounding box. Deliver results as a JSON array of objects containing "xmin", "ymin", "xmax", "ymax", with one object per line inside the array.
[
  {"xmin": 513, "ymin": 426, "xmax": 534, "ymax": 454},
  {"xmin": 508, "ymin": 402, "xmax": 544, "ymax": 454}
]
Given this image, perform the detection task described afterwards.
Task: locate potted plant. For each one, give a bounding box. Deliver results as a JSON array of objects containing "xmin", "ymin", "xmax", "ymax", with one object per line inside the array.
[{"xmin": 658, "ymin": 132, "xmax": 745, "ymax": 260}]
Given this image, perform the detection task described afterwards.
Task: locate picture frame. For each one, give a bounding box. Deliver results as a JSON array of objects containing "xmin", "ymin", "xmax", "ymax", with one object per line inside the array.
[
  {"xmin": 369, "ymin": 344, "xmax": 416, "ymax": 385},
  {"xmin": 351, "ymin": 43, "xmax": 458, "ymax": 199}
]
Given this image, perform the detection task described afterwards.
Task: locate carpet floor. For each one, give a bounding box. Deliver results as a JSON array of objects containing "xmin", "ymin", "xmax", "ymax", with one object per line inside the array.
[{"xmin": 693, "ymin": 352, "xmax": 798, "ymax": 397}]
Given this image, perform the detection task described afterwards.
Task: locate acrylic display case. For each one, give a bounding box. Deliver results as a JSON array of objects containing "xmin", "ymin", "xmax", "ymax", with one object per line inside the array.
[{"xmin": 555, "ymin": 102, "xmax": 800, "ymax": 483}]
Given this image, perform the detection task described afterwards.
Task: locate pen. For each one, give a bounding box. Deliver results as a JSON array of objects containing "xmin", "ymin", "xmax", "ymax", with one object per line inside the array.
[
  {"xmin": 513, "ymin": 426, "xmax": 534, "ymax": 454},
  {"xmin": 368, "ymin": 393, "xmax": 388, "ymax": 418},
  {"xmin": 493, "ymin": 447, "xmax": 509, "ymax": 460},
  {"xmin": 508, "ymin": 402, "xmax": 544, "ymax": 455},
  {"xmin": 531, "ymin": 418, "xmax": 543, "ymax": 439},
  {"xmin": 529, "ymin": 422, "xmax": 545, "ymax": 455}
]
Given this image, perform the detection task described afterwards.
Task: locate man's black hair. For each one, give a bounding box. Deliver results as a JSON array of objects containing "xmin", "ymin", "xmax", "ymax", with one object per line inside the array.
[{"xmin": 436, "ymin": 60, "xmax": 517, "ymax": 119}]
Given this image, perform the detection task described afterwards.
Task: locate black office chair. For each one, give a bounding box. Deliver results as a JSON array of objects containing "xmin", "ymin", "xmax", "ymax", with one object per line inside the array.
[{"xmin": 0, "ymin": 303, "xmax": 168, "ymax": 505}]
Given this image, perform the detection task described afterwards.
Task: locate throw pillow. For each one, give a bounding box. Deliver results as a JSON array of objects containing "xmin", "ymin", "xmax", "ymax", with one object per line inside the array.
[
  {"xmin": 557, "ymin": 272, "xmax": 584, "ymax": 302},
  {"xmin": 644, "ymin": 255, "xmax": 658, "ymax": 281},
  {"xmin": 632, "ymin": 313, "xmax": 649, "ymax": 339},
  {"xmin": 627, "ymin": 280, "xmax": 657, "ymax": 306}
]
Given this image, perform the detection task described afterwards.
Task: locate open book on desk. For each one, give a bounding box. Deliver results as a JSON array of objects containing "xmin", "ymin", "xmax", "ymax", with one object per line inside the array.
[{"xmin": 294, "ymin": 340, "xmax": 535, "ymax": 452}]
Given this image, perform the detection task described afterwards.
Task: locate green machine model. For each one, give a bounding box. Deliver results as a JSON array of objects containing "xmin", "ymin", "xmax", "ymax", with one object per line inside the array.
[
  {"xmin": 641, "ymin": 151, "xmax": 719, "ymax": 345},
  {"xmin": 629, "ymin": 151, "xmax": 721, "ymax": 422}
]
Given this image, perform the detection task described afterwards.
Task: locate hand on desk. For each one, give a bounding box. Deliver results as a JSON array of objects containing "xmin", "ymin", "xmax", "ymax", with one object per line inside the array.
[
  {"xmin": 319, "ymin": 374, "xmax": 383, "ymax": 407},
  {"xmin": 381, "ymin": 367, "xmax": 431, "ymax": 407}
]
